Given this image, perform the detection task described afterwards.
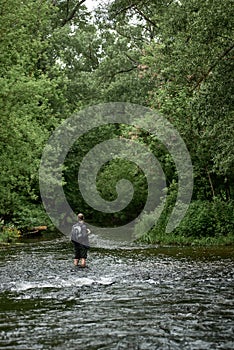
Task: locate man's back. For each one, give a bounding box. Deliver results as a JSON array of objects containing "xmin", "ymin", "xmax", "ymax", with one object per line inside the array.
[{"xmin": 71, "ymin": 221, "xmax": 89, "ymax": 247}]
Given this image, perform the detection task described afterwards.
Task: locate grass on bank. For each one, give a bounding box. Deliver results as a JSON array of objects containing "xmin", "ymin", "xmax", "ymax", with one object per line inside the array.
[
  {"xmin": 135, "ymin": 198, "xmax": 234, "ymax": 247},
  {"xmin": 0, "ymin": 222, "xmax": 21, "ymax": 244},
  {"xmin": 1, "ymin": 198, "xmax": 234, "ymax": 247},
  {"xmin": 138, "ymin": 230, "xmax": 234, "ymax": 247}
]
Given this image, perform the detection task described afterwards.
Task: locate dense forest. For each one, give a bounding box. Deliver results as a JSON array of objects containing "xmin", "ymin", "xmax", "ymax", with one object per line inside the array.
[{"xmin": 0, "ymin": 0, "xmax": 233, "ymax": 244}]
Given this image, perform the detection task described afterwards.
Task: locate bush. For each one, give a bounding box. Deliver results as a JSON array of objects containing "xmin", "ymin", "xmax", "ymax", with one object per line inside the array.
[
  {"xmin": 136, "ymin": 196, "xmax": 234, "ymax": 245},
  {"xmin": 10, "ymin": 204, "xmax": 52, "ymax": 232},
  {"xmin": 0, "ymin": 221, "xmax": 21, "ymax": 243},
  {"xmin": 134, "ymin": 181, "xmax": 177, "ymax": 242},
  {"xmin": 176, "ymin": 199, "xmax": 234, "ymax": 238}
]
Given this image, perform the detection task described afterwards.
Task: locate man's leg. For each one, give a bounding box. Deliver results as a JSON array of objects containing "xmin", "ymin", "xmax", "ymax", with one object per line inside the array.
[
  {"xmin": 74, "ymin": 259, "xmax": 79, "ymax": 266},
  {"xmin": 72, "ymin": 241, "xmax": 80, "ymax": 266},
  {"xmin": 80, "ymin": 258, "xmax": 86, "ymax": 267}
]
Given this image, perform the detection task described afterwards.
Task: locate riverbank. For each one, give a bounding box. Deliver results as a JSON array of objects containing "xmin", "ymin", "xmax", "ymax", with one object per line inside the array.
[
  {"xmin": 1, "ymin": 230, "xmax": 234, "ymax": 247},
  {"xmin": 139, "ymin": 231, "xmax": 234, "ymax": 247},
  {"xmin": 0, "ymin": 226, "xmax": 61, "ymax": 245},
  {"xmin": 1, "ymin": 218, "xmax": 234, "ymax": 247}
]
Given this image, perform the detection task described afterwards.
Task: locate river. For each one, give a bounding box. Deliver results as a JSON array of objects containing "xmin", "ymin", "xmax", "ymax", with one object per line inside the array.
[{"xmin": 0, "ymin": 234, "xmax": 233, "ymax": 350}]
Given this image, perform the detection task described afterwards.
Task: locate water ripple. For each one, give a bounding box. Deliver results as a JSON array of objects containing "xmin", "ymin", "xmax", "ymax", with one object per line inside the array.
[{"xmin": 0, "ymin": 238, "xmax": 233, "ymax": 350}]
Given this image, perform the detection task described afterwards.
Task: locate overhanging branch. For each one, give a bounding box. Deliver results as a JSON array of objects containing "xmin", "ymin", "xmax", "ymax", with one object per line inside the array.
[
  {"xmin": 108, "ymin": 66, "xmax": 138, "ymax": 81},
  {"xmin": 61, "ymin": 0, "xmax": 87, "ymax": 26},
  {"xmin": 134, "ymin": 6, "xmax": 158, "ymax": 29},
  {"xmin": 192, "ymin": 43, "xmax": 234, "ymax": 91}
]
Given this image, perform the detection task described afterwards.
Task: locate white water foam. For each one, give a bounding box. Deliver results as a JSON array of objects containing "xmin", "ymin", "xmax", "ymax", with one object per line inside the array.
[{"xmin": 9, "ymin": 276, "xmax": 114, "ymax": 292}]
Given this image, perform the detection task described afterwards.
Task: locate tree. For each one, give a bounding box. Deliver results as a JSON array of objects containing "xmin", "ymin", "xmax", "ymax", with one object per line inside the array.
[
  {"xmin": 92, "ymin": 0, "xmax": 234, "ymax": 240},
  {"xmin": 1, "ymin": 0, "xmax": 233, "ymax": 242},
  {"xmin": 108, "ymin": 0, "xmax": 234, "ymax": 200},
  {"xmin": 0, "ymin": 0, "xmax": 63, "ymax": 228}
]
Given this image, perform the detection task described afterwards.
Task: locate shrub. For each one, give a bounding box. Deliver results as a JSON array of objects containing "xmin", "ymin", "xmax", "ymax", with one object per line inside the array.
[
  {"xmin": 0, "ymin": 221, "xmax": 21, "ymax": 243},
  {"xmin": 176, "ymin": 199, "xmax": 234, "ymax": 238},
  {"xmin": 136, "ymin": 196, "xmax": 234, "ymax": 244}
]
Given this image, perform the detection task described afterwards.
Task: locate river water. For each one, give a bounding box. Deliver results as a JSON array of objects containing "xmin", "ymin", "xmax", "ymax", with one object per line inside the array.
[{"xmin": 0, "ymin": 234, "xmax": 233, "ymax": 350}]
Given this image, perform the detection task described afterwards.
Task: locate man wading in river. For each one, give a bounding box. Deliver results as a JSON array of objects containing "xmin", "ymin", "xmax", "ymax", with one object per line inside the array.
[{"xmin": 71, "ymin": 213, "xmax": 90, "ymax": 267}]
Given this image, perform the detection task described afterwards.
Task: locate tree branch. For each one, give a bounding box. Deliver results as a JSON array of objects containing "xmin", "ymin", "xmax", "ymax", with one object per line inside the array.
[
  {"xmin": 192, "ymin": 43, "xmax": 234, "ymax": 91},
  {"xmin": 61, "ymin": 0, "xmax": 86, "ymax": 26},
  {"xmin": 124, "ymin": 52, "xmax": 140, "ymax": 65},
  {"xmin": 108, "ymin": 66, "xmax": 138, "ymax": 81},
  {"xmin": 111, "ymin": 0, "xmax": 143, "ymax": 16},
  {"xmin": 134, "ymin": 6, "xmax": 158, "ymax": 29}
]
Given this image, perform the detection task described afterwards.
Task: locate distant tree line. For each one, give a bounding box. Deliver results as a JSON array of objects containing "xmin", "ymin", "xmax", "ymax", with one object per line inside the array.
[{"xmin": 0, "ymin": 0, "xmax": 233, "ymax": 244}]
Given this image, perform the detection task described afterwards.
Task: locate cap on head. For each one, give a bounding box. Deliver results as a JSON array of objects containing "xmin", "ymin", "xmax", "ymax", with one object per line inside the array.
[{"xmin": 77, "ymin": 213, "xmax": 84, "ymax": 220}]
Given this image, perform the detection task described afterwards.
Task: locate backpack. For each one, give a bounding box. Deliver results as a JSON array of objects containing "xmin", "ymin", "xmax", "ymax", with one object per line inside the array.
[{"xmin": 71, "ymin": 222, "xmax": 89, "ymax": 246}]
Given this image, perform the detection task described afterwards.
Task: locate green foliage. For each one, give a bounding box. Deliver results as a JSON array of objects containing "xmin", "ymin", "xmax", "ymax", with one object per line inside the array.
[
  {"xmin": 137, "ymin": 0, "xmax": 234, "ymax": 201},
  {"xmin": 11, "ymin": 204, "xmax": 53, "ymax": 232},
  {"xmin": 135, "ymin": 180, "xmax": 177, "ymax": 242},
  {"xmin": 0, "ymin": 0, "xmax": 65, "ymax": 227},
  {"xmin": 95, "ymin": 158, "xmax": 148, "ymax": 225},
  {"xmin": 0, "ymin": 0, "xmax": 233, "ymax": 245},
  {"xmin": 174, "ymin": 200, "xmax": 233, "ymax": 238},
  {"xmin": 63, "ymin": 124, "xmax": 119, "ymax": 220},
  {"xmin": 0, "ymin": 221, "xmax": 21, "ymax": 243},
  {"xmin": 138, "ymin": 197, "xmax": 234, "ymax": 245}
]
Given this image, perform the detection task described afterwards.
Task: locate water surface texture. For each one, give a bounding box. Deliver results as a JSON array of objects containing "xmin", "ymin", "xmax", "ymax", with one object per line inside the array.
[{"xmin": 0, "ymin": 236, "xmax": 233, "ymax": 349}]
